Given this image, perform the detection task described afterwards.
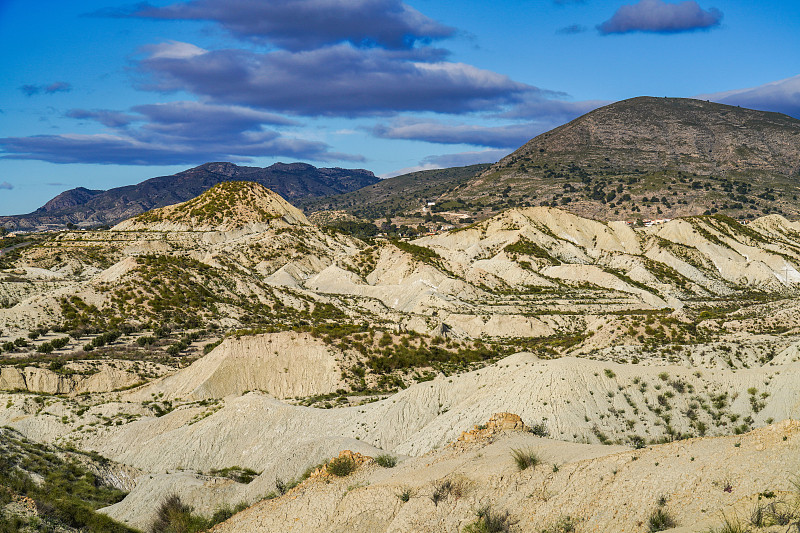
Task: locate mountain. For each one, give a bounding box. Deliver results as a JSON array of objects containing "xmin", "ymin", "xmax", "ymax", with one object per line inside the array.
[
  {"xmin": 0, "ymin": 161, "xmax": 378, "ymax": 230},
  {"xmin": 443, "ymin": 97, "xmax": 800, "ymax": 221},
  {"xmin": 37, "ymin": 187, "xmax": 103, "ymax": 213}
]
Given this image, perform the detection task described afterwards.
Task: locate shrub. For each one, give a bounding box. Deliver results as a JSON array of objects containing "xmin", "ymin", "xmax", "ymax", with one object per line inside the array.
[
  {"xmin": 150, "ymin": 494, "xmax": 209, "ymax": 533},
  {"xmin": 398, "ymin": 488, "xmax": 412, "ymax": 502},
  {"xmin": 209, "ymin": 501, "xmax": 248, "ymax": 526},
  {"xmin": 137, "ymin": 336, "xmax": 156, "ymax": 347},
  {"xmin": 210, "ymin": 466, "xmax": 260, "ymax": 484},
  {"xmin": 463, "ymin": 505, "xmax": 514, "ymax": 533},
  {"xmin": 511, "ymin": 448, "xmax": 540, "ymax": 471},
  {"xmin": 709, "ymin": 513, "xmax": 751, "ymax": 533},
  {"xmin": 431, "ymin": 479, "xmax": 464, "ymax": 506},
  {"xmin": 51, "ymin": 336, "xmax": 69, "ymax": 349},
  {"xmin": 648, "ymin": 507, "xmax": 677, "ymax": 532},
  {"xmin": 326, "ymin": 455, "xmax": 357, "ymax": 477},
  {"xmin": 528, "ymin": 421, "xmax": 549, "ymax": 437},
  {"xmin": 541, "ymin": 515, "xmax": 578, "ymax": 533},
  {"xmin": 374, "ymin": 454, "xmax": 397, "ymax": 468},
  {"xmin": 36, "ymin": 342, "xmax": 54, "ymax": 354}
]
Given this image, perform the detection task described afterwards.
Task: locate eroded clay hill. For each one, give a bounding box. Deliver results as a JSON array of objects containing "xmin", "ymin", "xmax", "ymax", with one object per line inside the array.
[
  {"xmin": 4, "ymin": 189, "xmax": 800, "ymax": 531},
  {"xmin": 114, "ymin": 180, "xmax": 310, "ymax": 231}
]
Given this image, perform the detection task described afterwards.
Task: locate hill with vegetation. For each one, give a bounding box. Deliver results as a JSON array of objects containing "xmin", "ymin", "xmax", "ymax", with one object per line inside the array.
[
  {"xmin": 449, "ymin": 97, "xmax": 800, "ymax": 221},
  {"xmin": 114, "ymin": 181, "xmax": 309, "ymax": 231}
]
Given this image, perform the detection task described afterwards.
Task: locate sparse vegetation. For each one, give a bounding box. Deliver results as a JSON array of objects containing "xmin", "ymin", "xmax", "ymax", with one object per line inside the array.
[
  {"xmin": 463, "ymin": 505, "xmax": 514, "ymax": 533},
  {"xmin": 374, "ymin": 454, "xmax": 397, "ymax": 468},
  {"xmin": 431, "ymin": 478, "xmax": 466, "ymax": 506},
  {"xmin": 648, "ymin": 507, "xmax": 677, "ymax": 532},
  {"xmin": 511, "ymin": 448, "xmax": 540, "ymax": 470}
]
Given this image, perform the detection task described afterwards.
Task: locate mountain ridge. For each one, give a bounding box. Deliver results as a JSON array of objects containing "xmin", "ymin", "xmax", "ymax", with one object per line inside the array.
[{"xmin": 0, "ymin": 161, "xmax": 378, "ymax": 230}]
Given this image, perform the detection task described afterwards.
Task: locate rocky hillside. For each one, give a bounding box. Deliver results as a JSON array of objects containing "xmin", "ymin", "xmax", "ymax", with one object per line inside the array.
[
  {"xmin": 38, "ymin": 187, "xmax": 103, "ymax": 213},
  {"xmin": 445, "ymin": 98, "xmax": 800, "ymax": 221},
  {"xmin": 5, "ymin": 188, "xmax": 800, "ymax": 531},
  {"xmin": 114, "ymin": 181, "xmax": 309, "ymax": 231},
  {"xmin": 298, "ymin": 164, "xmax": 491, "ymax": 219},
  {"xmin": 0, "ymin": 161, "xmax": 378, "ymax": 230}
]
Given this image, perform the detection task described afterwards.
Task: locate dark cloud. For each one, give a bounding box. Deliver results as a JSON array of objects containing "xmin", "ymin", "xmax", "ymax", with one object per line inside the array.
[
  {"xmin": 557, "ymin": 24, "xmax": 588, "ymax": 34},
  {"xmin": 19, "ymin": 85, "xmax": 41, "ymax": 96},
  {"xmin": 0, "ymin": 182, "xmax": 13, "ymax": 190},
  {"xmin": 19, "ymin": 82, "xmax": 73, "ymax": 96},
  {"xmin": 133, "ymin": 100, "xmax": 297, "ymax": 131},
  {"xmin": 44, "ymin": 82, "xmax": 72, "ymax": 94},
  {"xmin": 131, "ymin": 0, "xmax": 454, "ymax": 51},
  {"xmin": 1, "ymin": 101, "xmax": 360, "ymax": 165},
  {"xmin": 698, "ymin": 75, "xmax": 800, "ymax": 119},
  {"xmin": 66, "ymin": 109, "xmax": 137, "ymax": 128},
  {"xmin": 372, "ymin": 119, "xmax": 545, "ymax": 148},
  {"xmin": 138, "ymin": 42, "xmax": 533, "ymax": 116},
  {"xmin": 598, "ymin": 0, "xmax": 722, "ymax": 35}
]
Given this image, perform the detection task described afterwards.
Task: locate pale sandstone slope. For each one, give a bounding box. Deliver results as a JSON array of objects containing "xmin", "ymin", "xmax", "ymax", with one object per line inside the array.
[
  {"xmin": 132, "ymin": 332, "xmax": 346, "ymax": 401},
  {"xmin": 211, "ymin": 420, "xmax": 800, "ymax": 533}
]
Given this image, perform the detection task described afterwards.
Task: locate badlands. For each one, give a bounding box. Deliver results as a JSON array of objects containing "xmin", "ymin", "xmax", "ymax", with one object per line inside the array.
[{"xmin": 2, "ymin": 181, "xmax": 800, "ymax": 532}]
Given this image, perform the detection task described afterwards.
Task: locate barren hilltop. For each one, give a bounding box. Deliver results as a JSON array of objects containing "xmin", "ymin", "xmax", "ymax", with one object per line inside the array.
[{"xmin": 3, "ymin": 100, "xmax": 800, "ymax": 532}]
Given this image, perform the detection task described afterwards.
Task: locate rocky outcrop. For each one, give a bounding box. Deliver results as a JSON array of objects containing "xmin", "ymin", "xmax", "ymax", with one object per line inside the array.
[
  {"xmin": 136, "ymin": 332, "xmax": 346, "ymax": 400},
  {"xmin": 456, "ymin": 412, "xmax": 527, "ymax": 444},
  {"xmin": 0, "ymin": 365, "xmax": 141, "ymax": 395}
]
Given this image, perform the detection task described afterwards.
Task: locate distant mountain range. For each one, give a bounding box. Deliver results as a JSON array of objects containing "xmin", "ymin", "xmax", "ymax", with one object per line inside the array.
[
  {"xmin": 0, "ymin": 162, "xmax": 378, "ymax": 230},
  {"xmin": 5, "ymin": 97, "xmax": 800, "ymax": 230}
]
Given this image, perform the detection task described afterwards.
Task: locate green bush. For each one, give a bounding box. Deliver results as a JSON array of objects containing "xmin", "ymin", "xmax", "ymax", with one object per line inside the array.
[
  {"xmin": 648, "ymin": 507, "xmax": 677, "ymax": 532},
  {"xmin": 463, "ymin": 505, "xmax": 514, "ymax": 533},
  {"xmin": 150, "ymin": 494, "xmax": 209, "ymax": 533},
  {"xmin": 511, "ymin": 449, "xmax": 540, "ymax": 471},
  {"xmin": 51, "ymin": 336, "xmax": 70, "ymax": 349},
  {"xmin": 36, "ymin": 342, "xmax": 54, "ymax": 354},
  {"xmin": 137, "ymin": 336, "xmax": 156, "ymax": 347},
  {"xmin": 541, "ymin": 515, "xmax": 578, "ymax": 533},
  {"xmin": 326, "ymin": 455, "xmax": 357, "ymax": 477},
  {"xmin": 374, "ymin": 454, "xmax": 397, "ymax": 468},
  {"xmin": 209, "ymin": 466, "xmax": 260, "ymax": 484}
]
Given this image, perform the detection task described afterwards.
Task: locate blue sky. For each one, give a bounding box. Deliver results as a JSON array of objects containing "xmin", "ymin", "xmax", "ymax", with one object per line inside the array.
[{"xmin": 1, "ymin": 0, "xmax": 798, "ymax": 215}]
